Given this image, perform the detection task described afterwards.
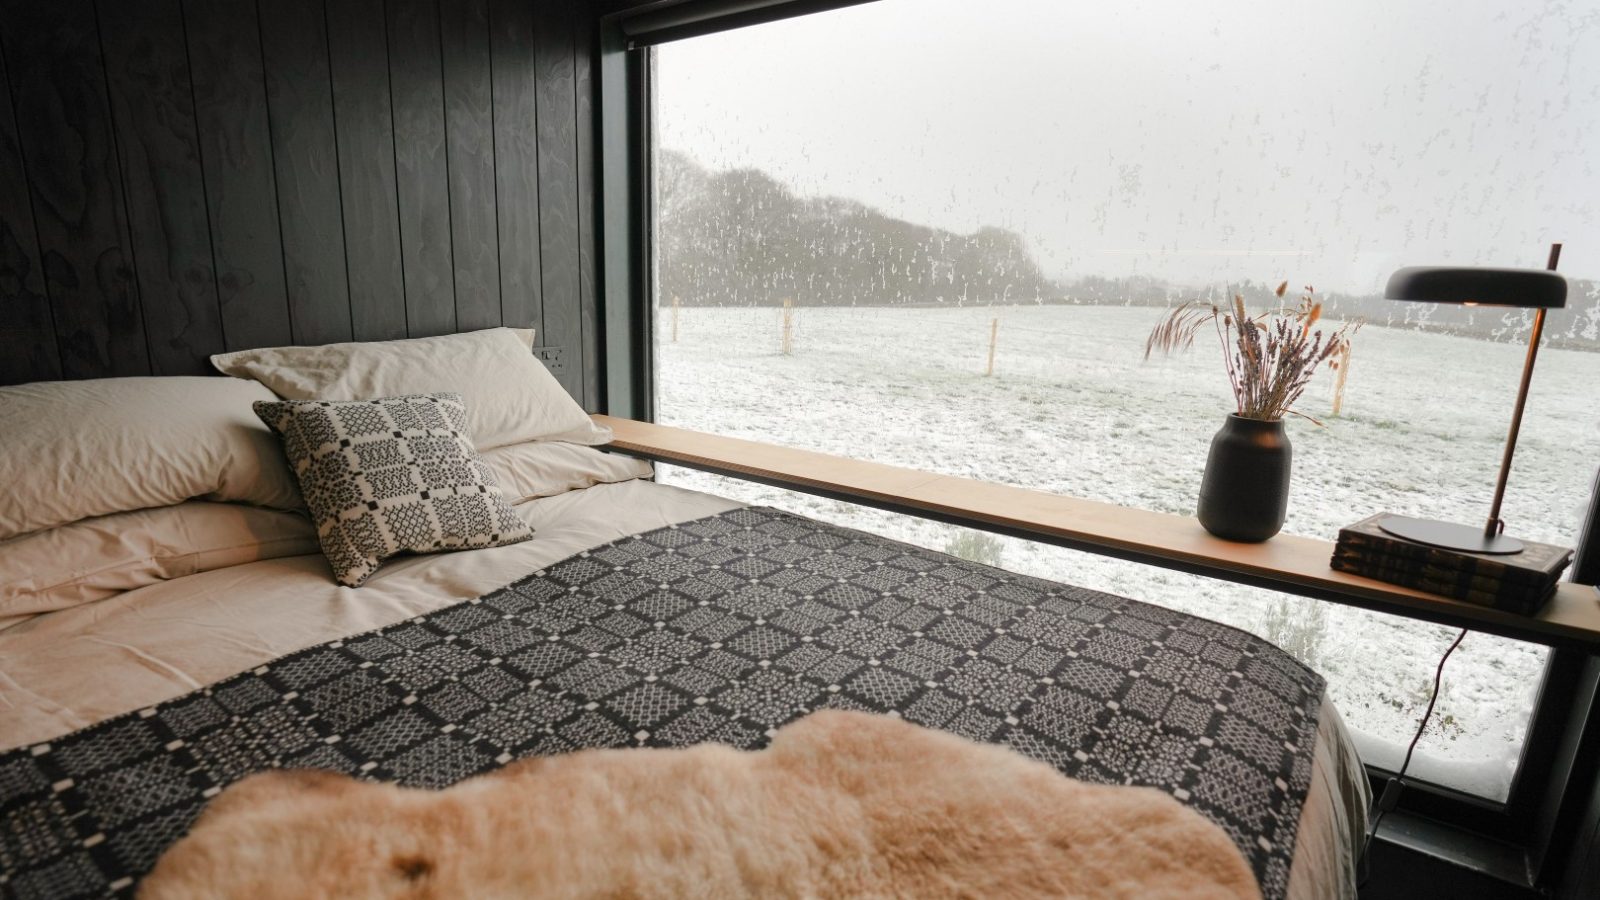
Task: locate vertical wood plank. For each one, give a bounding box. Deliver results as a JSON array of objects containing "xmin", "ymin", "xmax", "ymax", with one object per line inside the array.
[
  {"xmin": 326, "ymin": 0, "xmax": 407, "ymax": 341},
  {"xmin": 0, "ymin": 0, "xmax": 610, "ymax": 379},
  {"xmin": 185, "ymin": 0, "xmax": 293, "ymax": 350},
  {"xmin": 96, "ymin": 0, "xmax": 225, "ymax": 374},
  {"xmin": 259, "ymin": 0, "xmax": 353, "ymax": 345},
  {"xmin": 0, "ymin": 0, "xmax": 149, "ymax": 378},
  {"xmin": 386, "ymin": 0, "xmax": 455, "ymax": 337},
  {"xmin": 489, "ymin": 0, "xmax": 541, "ymax": 335},
  {"xmin": 572, "ymin": 4, "xmax": 599, "ymax": 411},
  {"xmin": 439, "ymin": 0, "xmax": 500, "ymax": 332},
  {"xmin": 0, "ymin": 38, "xmax": 62, "ymax": 385},
  {"xmin": 533, "ymin": 0, "xmax": 582, "ymax": 399}
]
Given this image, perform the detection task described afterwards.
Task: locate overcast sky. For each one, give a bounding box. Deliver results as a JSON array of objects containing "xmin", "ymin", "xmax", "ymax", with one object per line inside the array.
[{"xmin": 656, "ymin": 0, "xmax": 1600, "ymax": 292}]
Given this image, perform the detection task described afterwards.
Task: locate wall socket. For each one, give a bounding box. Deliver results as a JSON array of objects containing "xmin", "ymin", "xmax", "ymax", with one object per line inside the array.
[{"xmin": 531, "ymin": 345, "xmax": 567, "ymax": 375}]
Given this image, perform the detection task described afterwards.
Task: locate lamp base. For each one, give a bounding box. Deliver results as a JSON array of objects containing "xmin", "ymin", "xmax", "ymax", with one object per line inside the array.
[{"xmin": 1377, "ymin": 515, "xmax": 1524, "ymax": 555}]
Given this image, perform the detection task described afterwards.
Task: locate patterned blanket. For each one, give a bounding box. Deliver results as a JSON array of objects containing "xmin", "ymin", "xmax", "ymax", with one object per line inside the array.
[{"xmin": 0, "ymin": 507, "xmax": 1325, "ymax": 899}]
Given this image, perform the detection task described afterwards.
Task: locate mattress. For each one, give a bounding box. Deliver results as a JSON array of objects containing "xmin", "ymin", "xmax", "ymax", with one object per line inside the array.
[{"xmin": 0, "ymin": 477, "xmax": 1368, "ymax": 898}]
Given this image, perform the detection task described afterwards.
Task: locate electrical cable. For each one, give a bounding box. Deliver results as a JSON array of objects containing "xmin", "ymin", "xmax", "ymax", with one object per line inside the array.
[{"xmin": 1356, "ymin": 627, "xmax": 1469, "ymax": 884}]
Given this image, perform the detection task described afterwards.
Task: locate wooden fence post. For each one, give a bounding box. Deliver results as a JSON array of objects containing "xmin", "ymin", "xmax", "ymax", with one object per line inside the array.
[
  {"xmin": 1331, "ymin": 343, "xmax": 1352, "ymax": 417},
  {"xmin": 985, "ymin": 317, "xmax": 999, "ymax": 376},
  {"xmin": 781, "ymin": 299, "xmax": 794, "ymax": 356}
]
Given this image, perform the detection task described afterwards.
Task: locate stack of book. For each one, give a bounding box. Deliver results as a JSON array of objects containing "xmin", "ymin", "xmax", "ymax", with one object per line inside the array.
[{"xmin": 1332, "ymin": 514, "xmax": 1573, "ymax": 615}]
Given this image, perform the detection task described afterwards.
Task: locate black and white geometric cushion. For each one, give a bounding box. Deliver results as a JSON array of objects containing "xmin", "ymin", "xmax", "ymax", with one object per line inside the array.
[{"xmin": 254, "ymin": 393, "xmax": 533, "ymax": 587}]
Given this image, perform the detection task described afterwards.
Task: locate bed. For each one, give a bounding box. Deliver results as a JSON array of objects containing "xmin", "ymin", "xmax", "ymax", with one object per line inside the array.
[{"xmin": 0, "ymin": 330, "xmax": 1369, "ymax": 899}]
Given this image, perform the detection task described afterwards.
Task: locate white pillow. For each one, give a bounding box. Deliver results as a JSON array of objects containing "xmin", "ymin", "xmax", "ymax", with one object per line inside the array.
[
  {"xmin": 0, "ymin": 502, "xmax": 318, "ymax": 627},
  {"xmin": 211, "ymin": 328, "xmax": 607, "ymax": 451},
  {"xmin": 480, "ymin": 442, "xmax": 654, "ymax": 503},
  {"xmin": 0, "ymin": 377, "xmax": 305, "ymax": 541}
]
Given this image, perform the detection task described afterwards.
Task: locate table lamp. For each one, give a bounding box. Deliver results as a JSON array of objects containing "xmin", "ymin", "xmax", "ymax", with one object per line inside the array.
[{"xmin": 1377, "ymin": 244, "xmax": 1567, "ymax": 554}]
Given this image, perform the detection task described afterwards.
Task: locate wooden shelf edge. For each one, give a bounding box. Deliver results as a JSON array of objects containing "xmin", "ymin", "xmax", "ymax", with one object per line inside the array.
[{"xmin": 593, "ymin": 415, "xmax": 1600, "ymax": 650}]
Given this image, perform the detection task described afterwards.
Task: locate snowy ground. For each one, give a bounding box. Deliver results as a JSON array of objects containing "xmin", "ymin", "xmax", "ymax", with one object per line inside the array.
[{"xmin": 653, "ymin": 303, "xmax": 1599, "ymax": 801}]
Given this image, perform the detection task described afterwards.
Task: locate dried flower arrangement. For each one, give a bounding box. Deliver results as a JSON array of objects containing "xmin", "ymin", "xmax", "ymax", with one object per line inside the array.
[{"xmin": 1145, "ymin": 282, "xmax": 1359, "ymax": 422}]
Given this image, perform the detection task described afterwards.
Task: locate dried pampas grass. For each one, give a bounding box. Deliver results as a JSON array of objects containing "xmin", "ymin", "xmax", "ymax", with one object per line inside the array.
[{"xmin": 1145, "ymin": 281, "xmax": 1359, "ymax": 423}]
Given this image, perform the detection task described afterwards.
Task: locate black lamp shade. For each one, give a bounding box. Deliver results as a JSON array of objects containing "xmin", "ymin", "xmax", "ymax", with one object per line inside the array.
[{"xmin": 1385, "ymin": 266, "xmax": 1566, "ymax": 309}]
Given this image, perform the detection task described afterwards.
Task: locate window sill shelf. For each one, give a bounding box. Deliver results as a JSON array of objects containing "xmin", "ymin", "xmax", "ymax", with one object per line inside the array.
[{"xmin": 595, "ymin": 414, "xmax": 1600, "ymax": 650}]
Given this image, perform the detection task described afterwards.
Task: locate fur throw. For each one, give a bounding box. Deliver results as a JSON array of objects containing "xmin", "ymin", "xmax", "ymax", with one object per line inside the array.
[{"xmin": 141, "ymin": 710, "xmax": 1260, "ymax": 899}]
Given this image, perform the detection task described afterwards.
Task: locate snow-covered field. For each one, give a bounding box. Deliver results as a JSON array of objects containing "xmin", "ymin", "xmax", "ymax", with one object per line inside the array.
[{"xmin": 654, "ymin": 304, "xmax": 1598, "ymax": 801}]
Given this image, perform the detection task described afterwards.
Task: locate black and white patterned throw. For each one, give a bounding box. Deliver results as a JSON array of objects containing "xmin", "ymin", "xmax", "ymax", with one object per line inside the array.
[{"xmin": 0, "ymin": 507, "xmax": 1324, "ymax": 899}]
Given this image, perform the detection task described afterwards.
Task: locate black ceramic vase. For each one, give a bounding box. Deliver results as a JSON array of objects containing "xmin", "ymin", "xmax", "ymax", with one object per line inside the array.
[{"xmin": 1196, "ymin": 413, "xmax": 1291, "ymax": 542}]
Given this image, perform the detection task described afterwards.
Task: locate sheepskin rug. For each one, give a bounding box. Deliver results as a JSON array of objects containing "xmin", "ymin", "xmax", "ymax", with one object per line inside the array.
[{"xmin": 140, "ymin": 709, "xmax": 1260, "ymax": 899}]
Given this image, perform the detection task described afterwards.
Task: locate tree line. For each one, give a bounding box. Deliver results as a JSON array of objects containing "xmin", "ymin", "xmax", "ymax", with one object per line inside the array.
[{"xmin": 657, "ymin": 151, "xmax": 1599, "ymax": 351}]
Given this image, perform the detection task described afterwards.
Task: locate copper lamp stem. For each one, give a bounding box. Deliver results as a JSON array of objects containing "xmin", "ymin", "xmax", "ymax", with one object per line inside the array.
[{"xmin": 1485, "ymin": 242, "xmax": 1562, "ymax": 538}]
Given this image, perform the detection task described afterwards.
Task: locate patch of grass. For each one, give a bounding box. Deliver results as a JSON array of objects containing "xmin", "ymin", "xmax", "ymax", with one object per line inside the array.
[{"xmin": 944, "ymin": 530, "xmax": 1005, "ymax": 568}]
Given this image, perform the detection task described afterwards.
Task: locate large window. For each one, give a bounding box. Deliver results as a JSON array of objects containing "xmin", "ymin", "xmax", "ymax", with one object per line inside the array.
[{"xmin": 647, "ymin": 0, "xmax": 1600, "ymax": 802}]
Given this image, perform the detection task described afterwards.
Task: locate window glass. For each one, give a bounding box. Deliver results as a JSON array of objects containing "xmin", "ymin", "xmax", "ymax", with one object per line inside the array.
[{"xmin": 651, "ymin": 0, "xmax": 1599, "ymax": 801}]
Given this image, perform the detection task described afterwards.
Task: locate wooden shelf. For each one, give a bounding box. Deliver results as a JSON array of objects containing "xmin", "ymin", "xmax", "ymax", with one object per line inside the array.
[{"xmin": 594, "ymin": 415, "xmax": 1600, "ymax": 651}]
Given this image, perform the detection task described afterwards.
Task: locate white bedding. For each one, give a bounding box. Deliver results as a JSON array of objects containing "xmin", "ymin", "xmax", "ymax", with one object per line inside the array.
[{"xmin": 0, "ymin": 476, "xmax": 1365, "ymax": 899}]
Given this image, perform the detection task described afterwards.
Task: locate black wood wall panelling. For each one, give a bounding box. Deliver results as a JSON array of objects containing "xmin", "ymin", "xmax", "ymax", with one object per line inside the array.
[
  {"xmin": 0, "ymin": 34, "xmax": 61, "ymax": 384},
  {"xmin": 97, "ymin": 0, "xmax": 228, "ymax": 373},
  {"xmin": 489, "ymin": 0, "xmax": 543, "ymax": 339},
  {"xmin": 439, "ymin": 0, "xmax": 500, "ymax": 334},
  {"xmin": 4, "ymin": 0, "xmax": 148, "ymax": 379},
  {"xmin": 387, "ymin": 0, "xmax": 455, "ymax": 339},
  {"xmin": 184, "ymin": 0, "xmax": 295, "ymax": 351},
  {"xmin": 0, "ymin": 0, "xmax": 601, "ymax": 408},
  {"xmin": 325, "ymin": 0, "xmax": 407, "ymax": 342},
  {"xmin": 260, "ymin": 0, "xmax": 354, "ymax": 347},
  {"xmin": 572, "ymin": 0, "xmax": 599, "ymax": 412},
  {"xmin": 532, "ymin": 0, "xmax": 583, "ymax": 400}
]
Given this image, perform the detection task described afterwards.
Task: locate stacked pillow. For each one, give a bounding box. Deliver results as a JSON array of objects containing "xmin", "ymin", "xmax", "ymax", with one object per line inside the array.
[
  {"xmin": 1, "ymin": 503, "xmax": 319, "ymax": 629},
  {"xmin": 211, "ymin": 328, "xmax": 609, "ymax": 450},
  {"xmin": 1, "ymin": 328, "xmax": 638, "ymax": 598},
  {"xmin": 0, "ymin": 376, "xmax": 304, "ymax": 541},
  {"xmin": 214, "ymin": 328, "xmax": 620, "ymax": 585}
]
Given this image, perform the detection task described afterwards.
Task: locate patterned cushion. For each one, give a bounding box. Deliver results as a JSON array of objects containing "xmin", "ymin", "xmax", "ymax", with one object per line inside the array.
[{"xmin": 254, "ymin": 394, "xmax": 533, "ymax": 587}]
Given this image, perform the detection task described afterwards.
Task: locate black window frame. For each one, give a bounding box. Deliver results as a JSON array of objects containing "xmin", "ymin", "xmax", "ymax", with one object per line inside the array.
[{"xmin": 592, "ymin": 0, "xmax": 1600, "ymax": 887}]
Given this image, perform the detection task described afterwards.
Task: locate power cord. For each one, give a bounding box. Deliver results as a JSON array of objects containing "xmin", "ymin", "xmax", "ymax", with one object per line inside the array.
[{"xmin": 1356, "ymin": 627, "xmax": 1469, "ymax": 884}]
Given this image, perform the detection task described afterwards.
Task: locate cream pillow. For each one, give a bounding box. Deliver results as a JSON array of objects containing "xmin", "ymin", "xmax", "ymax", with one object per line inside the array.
[
  {"xmin": 0, "ymin": 377, "xmax": 304, "ymax": 541},
  {"xmin": 212, "ymin": 328, "xmax": 607, "ymax": 451},
  {"xmin": 0, "ymin": 502, "xmax": 318, "ymax": 627},
  {"xmin": 480, "ymin": 442, "xmax": 653, "ymax": 503}
]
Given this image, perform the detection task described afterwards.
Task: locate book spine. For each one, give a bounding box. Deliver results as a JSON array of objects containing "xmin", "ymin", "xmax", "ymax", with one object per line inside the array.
[
  {"xmin": 1331, "ymin": 554, "xmax": 1554, "ymax": 614},
  {"xmin": 1331, "ymin": 547, "xmax": 1529, "ymax": 594},
  {"xmin": 1336, "ymin": 531, "xmax": 1552, "ymax": 584},
  {"xmin": 1331, "ymin": 555, "xmax": 1504, "ymax": 605}
]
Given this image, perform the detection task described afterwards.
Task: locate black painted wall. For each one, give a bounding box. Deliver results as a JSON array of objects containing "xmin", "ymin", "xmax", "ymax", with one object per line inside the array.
[{"xmin": 0, "ymin": 0, "xmax": 600, "ymax": 408}]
